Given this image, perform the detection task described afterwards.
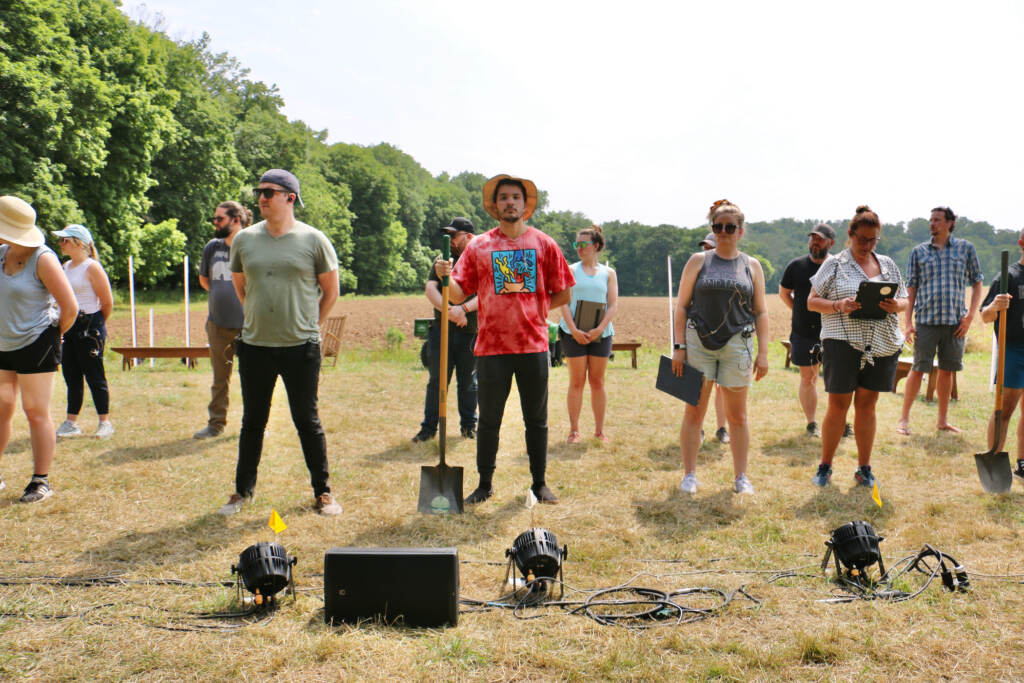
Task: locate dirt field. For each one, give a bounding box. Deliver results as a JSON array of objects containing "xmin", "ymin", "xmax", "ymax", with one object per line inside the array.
[{"xmin": 105, "ymin": 296, "xmax": 796, "ymax": 351}]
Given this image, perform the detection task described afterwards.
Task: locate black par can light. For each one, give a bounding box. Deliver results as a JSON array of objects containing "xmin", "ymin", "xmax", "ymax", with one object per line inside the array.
[
  {"xmin": 821, "ymin": 521, "xmax": 886, "ymax": 582},
  {"xmin": 504, "ymin": 528, "xmax": 567, "ymax": 599},
  {"xmin": 232, "ymin": 542, "xmax": 297, "ymax": 606}
]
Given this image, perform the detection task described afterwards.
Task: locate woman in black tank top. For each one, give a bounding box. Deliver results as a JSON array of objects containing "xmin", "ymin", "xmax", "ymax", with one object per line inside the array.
[{"xmin": 671, "ymin": 200, "xmax": 770, "ymax": 496}]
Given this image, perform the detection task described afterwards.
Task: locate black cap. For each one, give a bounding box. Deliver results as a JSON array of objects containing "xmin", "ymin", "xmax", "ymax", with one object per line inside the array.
[
  {"xmin": 440, "ymin": 217, "xmax": 475, "ymax": 235},
  {"xmin": 259, "ymin": 169, "xmax": 303, "ymax": 208},
  {"xmin": 808, "ymin": 223, "xmax": 835, "ymax": 241}
]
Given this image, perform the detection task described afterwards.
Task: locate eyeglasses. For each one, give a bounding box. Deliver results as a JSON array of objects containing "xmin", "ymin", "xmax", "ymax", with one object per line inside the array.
[
  {"xmin": 573, "ymin": 241, "xmax": 593, "ymax": 248},
  {"xmin": 711, "ymin": 223, "xmax": 739, "ymax": 234},
  {"xmin": 852, "ymin": 234, "xmax": 880, "ymax": 245},
  {"xmin": 58, "ymin": 237, "xmax": 71, "ymax": 244},
  {"xmin": 252, "ymin": 187, "xmax": 288, "ymax": 200}
]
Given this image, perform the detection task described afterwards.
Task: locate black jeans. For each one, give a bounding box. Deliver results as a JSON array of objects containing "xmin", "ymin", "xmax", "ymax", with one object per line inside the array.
[
  {"xmin": 235, "ymin": 340, "xmax": 330, "ymax": 498},
  {"xmin": 61, "ymin": 311, "xmax": 109, "ymax": 415},
  {"xmin": 475, "ymin": 352, "xmax": 549, "ymax": 488},
  {"xmin": 420, "ymin": 325, "xmax": 477, "ymax": 434}
]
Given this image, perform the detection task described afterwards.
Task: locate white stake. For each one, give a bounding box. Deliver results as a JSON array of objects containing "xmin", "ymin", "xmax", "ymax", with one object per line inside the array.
[
  {"xmin": 667, "ymin": 255, "xmax": 674, "ymax": 351},
  {"xmin": 149, "ymin": 308, "xmax": 155, "ymax": 368},
  {"xmin": 129, "ymin": 254, "xmax": 138, "ymax": 367},
  {"xmin": 184, "ymin": 255, "xmax": 190, "ymax": 347}
]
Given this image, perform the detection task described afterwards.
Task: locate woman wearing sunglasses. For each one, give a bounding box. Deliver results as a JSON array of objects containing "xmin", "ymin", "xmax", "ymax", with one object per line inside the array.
[
  {"xmin": 806, "ymin": 206, "xmax": 908, "ymax": 490},
  {"xmin": 672, "ymin": 200, "xmax": 769, "ymax": 495},
  {"xmin": 559, "ymin": 226, "xmax": 618, "ymax": 443},
  {"xmin": 52, "ymin": 224, "xmax": 114, "ymax": 440}
]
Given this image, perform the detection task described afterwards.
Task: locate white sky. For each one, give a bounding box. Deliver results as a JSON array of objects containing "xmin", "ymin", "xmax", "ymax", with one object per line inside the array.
[{"xmin": 123, "ymin": 0, "xmax": 1024, "ymax": 231}]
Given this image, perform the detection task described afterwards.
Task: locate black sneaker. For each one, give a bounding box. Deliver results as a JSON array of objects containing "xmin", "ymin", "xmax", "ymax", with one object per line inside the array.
[
  {"xmin": 811, "ymin": 463, "xmax": 832, "ymax": 487},
  {"xmin": 465, "ymin": 486, "xmax": 493, "ymax": 504},
  {"xmin": 854, "ymin": 466, "xmax": 876, "ymax": 488},
  {"xmin": 806, "ymin": 421, "xmax": 821, "ymax": 437},
  {"xmin": 1013, "ymin": 460, "xmax": 1024, "ymax": 484},
  {"xmin": 411, "ymin": 430, "xmax": 435, "ymax": 443},
  {"xmin": 843, "ymin": 423, "xmax": 855, "ymax": 438},
  {"xmin": 532, "ymin": 484, "xmax": 559, "ymax": 504},
  {"xmin": 715, "ymin": 427, "xmax": 730, "ymax": 444},
  {"xmin": 461, "ymin": 427, "xmax": 476, "ymax": 439},
  {"xmin": 19, "ymin": 480, "xmax": 53, "ymax": 503}
]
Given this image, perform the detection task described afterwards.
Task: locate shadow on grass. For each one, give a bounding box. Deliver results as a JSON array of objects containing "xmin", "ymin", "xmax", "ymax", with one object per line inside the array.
[
  {"xmin": 983, "ymin": 493, "xmax": 1024, "ymax": 526},
  {"xmin": 792, "ymin": 486, "xmax": 895, "ymax": 527},
  {"xmin": 349, "ymin": 499, "xmax": 523, "ymax": 547},
  {"xmin": 897, "ymin": 432, "xmax": 968, "ymax": 457},
  {"xmin": 548, "ymin": 440, "xmax": 585, "ymax": 461},
  {"xmin": 1, "ymin": 437, "xmax": 31, "ymax": 455},
  {"xmin": 94, "ymin": 436, "xmax": 229, "ymax": 465},
  {"xmin": 363, "ymin": 435, "xmax": 480, "ymax": 465},
  {"xmin": 762, "ymin": 435, "xmax": 821, "ymax": 466},
  {"xmin": 632, "ymin": 489, "xmax": 745, "ymax": 540},
  {"xmin": 645, "ymin": 442, "xmax": 725, "ymax": 471}
]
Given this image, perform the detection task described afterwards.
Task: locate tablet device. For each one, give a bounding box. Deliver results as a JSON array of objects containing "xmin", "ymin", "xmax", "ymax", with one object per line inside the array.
[
  {"xmin": 849, "ymin": 281, "xmax": 897, "ymax": 320},
  {"xmin": 655, "ymin": 355, "xmax": 704, "ymax": 406}
]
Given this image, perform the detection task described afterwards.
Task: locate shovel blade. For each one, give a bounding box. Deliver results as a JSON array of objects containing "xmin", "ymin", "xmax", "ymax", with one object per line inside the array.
[
  {"xmin": 974, "ymin": 451, "xmax": 1013, "ymax": 493},
  {"xmin": 417, "ymin": 464, "xmax": 464, "ymax": 514}
]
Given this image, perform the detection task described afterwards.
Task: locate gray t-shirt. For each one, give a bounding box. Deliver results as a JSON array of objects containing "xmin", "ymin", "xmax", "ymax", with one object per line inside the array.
[
  {"xmin": 0, "ymin": 245, "xmax": 59, "ymax": 352},
  {"xmin": 229, "ymin": 220, "xmax": 339, "ymax": 347},
  {"xmin": 199, "ymin": 238, "xmax": 243, "ymax": 329}
]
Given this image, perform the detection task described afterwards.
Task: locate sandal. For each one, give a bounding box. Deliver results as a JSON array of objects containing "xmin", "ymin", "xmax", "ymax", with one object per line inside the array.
[
  {"xmin": 567, "ymin": 431, "xmax": 581, "ymax": 444},
  {"xmin": 594, "ymin": 432, "xmax": 610, "ymax": 443}
]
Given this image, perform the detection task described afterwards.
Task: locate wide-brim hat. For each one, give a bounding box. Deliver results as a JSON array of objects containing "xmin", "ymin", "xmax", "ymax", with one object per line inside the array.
[
  {"xmin": 482, "ymin": 174, "xmax": 538, "ymax": 221},
  {"xmin": 0, "ymin": 196, "xmax": 44, "ymax": 248}
]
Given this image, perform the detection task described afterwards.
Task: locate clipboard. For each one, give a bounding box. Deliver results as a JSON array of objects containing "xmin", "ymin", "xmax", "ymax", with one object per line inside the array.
[
  {"xmin": 573, "ymin": 300, "xmax": 606, "ymax": 332},
  {"xmin": 849, "ymin": 281, "xmax": 897, "ymax": 320},
  {"xmin": 655, "ymin": 355, "xmax": 704, "ymax": 406}
]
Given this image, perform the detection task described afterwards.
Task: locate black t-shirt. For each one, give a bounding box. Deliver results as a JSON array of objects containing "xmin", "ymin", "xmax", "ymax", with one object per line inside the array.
[
  {"xmin": 429, "ymin": 253, "xmax": 477, "ymax": 335},
  {"xmin": 780, "ymin": 254, "xmax": 825, "ymax": 338},
  {"xmin": 982, "ymin": 262, "xmax": 1024, "ymax": 343}
]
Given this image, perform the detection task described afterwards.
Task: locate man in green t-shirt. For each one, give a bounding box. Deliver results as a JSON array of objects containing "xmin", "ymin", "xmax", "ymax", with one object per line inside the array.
[{"xmin": 216, "ymin": 169, "xmax": 342, "ymax": 516}]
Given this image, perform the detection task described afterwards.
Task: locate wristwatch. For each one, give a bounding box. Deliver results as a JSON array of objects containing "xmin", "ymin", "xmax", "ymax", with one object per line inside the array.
[{"xmin": 673, "ymin": 343, "xmax": 687, "ymax": 350}]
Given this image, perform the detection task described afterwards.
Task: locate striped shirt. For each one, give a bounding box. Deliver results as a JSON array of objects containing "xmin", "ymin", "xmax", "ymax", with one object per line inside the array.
[
  {"xmin": 810, "ymin": 248, "xmax": 907, "ymax": 368},
  {"xmin": 905, "ymin": 236, "xmax": 982, "ymax": 326}
]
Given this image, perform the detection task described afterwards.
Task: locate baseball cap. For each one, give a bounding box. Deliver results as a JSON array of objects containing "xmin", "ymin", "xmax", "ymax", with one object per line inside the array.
[
  {"xmin": 699, "ymin": 232, "xmax": 717, "ymax": 248},
  {"xmin": 259, "ymin": 169, "xmax": 304, "ymax": 207},
  {"xmin": 440, "ymin": 217, "xmax": 476, "ymax": 235},
  {"xmin": 52, "ymin": 223, "xmax": 94, "ymax": 245},
  {"xmin": 808, "ymin": 223, "xmax": 835, "ymax": 241}
]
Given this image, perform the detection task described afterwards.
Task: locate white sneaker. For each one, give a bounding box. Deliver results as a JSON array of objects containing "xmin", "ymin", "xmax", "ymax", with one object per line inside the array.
[
  {"xmin": 0, "ymin": 475, "xmax": 5, "ymax": 491},
  {"xmin": 734, "ymin": 473, "xmax": 754, "ymax": 494},
  {"xmin": 217, "ymin": 493, "xmax": 246, "ymax": 516},
  {"xmin": 94, "ymin": 421, "xmax": 114, "ymax": 439},
  {"xmin": 679, "ymin": 472, "xmax": 698, "ymax": 494},
  {"xmin": 56, "ymin": 420, "xmax": 82, "ymax": 438}
]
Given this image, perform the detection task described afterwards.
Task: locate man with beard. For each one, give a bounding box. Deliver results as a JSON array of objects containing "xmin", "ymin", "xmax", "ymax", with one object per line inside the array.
[
  {"xmin": 896, "ymin": 206, "xmax": 982, "ymax": 435},
  {"xmin": 434, "ymin": 174, "xmax": 574, "ymax": 504},
  {"xmin": 780, "ymin": 223, "xmax": 841, "ymax": 437},
  {"xmin": 194, "ymin": 201, "xmax": 251, "ymax": 439},
  {"xmin": 412, "ymin": 217, "xmax": 478, "ymax": 443}
]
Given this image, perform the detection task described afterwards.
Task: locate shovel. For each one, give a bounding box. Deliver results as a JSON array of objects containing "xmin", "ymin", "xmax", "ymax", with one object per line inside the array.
[
  {"xmin": 418, "ymin": 234, "xmax": 464, "ymax": 514},
  {"xmin": 975, "ymin": 250, "xmax": 1013, "ymax": 493}
]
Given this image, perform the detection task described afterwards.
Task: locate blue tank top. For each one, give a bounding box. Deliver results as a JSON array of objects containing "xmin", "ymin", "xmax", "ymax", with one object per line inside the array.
[
  {"xmin": 0, "ymin": 245, "xmax": 59, "ymax": 351},
  {"xmin": 559, "ymin": 262, "xmax": 614, "ymax": 338}
]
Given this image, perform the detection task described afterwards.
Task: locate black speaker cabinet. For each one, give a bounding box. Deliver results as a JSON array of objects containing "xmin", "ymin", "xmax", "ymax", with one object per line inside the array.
[{"xmin": 324, "ymin": 547, "xmax": 459, "ymax": 627}]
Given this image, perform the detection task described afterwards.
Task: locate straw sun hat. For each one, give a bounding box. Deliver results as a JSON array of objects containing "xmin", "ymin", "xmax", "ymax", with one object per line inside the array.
[
  {"xmin": 0, "ymin": 196, "xmax": 44, "ymax": 248},
  {"xmin": 482, "ymin": 174, "xmax": 538, "ymax": 221}
]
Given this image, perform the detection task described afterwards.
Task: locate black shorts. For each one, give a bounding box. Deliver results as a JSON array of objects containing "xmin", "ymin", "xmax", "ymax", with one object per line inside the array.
[
  {"xmin": 789, "ymin": 332, "xmax": 822, "ymax": 366},
  {"xmin": 559, "ymin": 329, "xmax": 613, "ymax": 358},
  {"xmin": 822, "ymin": 338, "xmax": 898, "ymax": 394},
  {"xmin": 0, "ymin": 325, "xmax": 62, "ymax": 374}
]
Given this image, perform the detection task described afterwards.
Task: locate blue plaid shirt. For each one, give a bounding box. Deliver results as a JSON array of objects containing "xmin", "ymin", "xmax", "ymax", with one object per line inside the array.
[{"xmin": 905, "ymin": 236, "xmax": 982, "ymax": 326}]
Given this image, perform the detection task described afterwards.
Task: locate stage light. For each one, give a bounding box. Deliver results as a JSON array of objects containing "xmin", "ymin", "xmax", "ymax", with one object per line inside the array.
[
  {"xmin": 231, "ymin": 542, "xmax": 297, "ymax": 606},
  {"xmin": 504, "ymin": 528, "xmax": 567, "ymax": 599},
  {"xmin": 821, "ymin": 521, "xmax": 886, "ymax": 582}
]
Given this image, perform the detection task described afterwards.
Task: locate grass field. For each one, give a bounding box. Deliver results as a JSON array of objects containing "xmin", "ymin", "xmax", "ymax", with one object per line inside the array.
[{"xmin": 1, "ymin": 296, "xmax": 1022, "ymax": 680}]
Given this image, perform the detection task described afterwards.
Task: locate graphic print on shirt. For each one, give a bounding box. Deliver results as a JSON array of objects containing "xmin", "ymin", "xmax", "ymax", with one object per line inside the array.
[
  {"xmin": 210, "ymin": 257, "xmax": 232, "ymax": 282},
  {"xmin": 491, "ymin": 249, "xmax": 537, "ymax": 294}
]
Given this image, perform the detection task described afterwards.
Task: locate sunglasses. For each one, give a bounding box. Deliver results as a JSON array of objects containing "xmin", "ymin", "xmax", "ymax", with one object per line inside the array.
[
  {"xmin": 711, "ymin": 223, "xmax": 739, "ymax": 234},
  {"xmin": 252, "ymin": 187, "xmax": 289, "ymax": 200},
  {"xmin": 210, "ymin": 215, "xmax": 227, "ymax": 224},
  {"xmin": 573, "ymin": 241, "xmax": 593, "ymax": 248}
]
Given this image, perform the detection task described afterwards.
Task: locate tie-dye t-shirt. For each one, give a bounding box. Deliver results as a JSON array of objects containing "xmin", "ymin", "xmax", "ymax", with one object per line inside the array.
[{"xmin": 451, "ymin": 226, "xmax": 574, "ymax": 356}]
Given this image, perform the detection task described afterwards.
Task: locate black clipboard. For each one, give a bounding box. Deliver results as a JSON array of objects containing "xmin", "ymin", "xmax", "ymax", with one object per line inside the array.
[
  {"xmin": 849, "ymin": 281, "xmax": 898, "ymax": 320},
  {"xmin": 573, "ymin": 300, "xmax": 606, "ymax": 332},
  {"xmin": 655, "ymin": 355, "xmax": 704, "ymax": 406}
]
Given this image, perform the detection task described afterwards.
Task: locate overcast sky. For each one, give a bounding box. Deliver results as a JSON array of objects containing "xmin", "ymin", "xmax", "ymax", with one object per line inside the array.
[{"xmin": 123, "ymin": 0, "xmax": 1024, "ymax": 232}]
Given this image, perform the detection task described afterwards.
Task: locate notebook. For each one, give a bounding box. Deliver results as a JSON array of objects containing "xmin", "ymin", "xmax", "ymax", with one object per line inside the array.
[{"xmin": 655, "ymin": 355, "xmax": 704, "ymax": 406}]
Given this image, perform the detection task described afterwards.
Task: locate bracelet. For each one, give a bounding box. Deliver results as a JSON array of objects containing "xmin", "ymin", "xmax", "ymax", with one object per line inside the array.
[
  {"xmin": 673, "ymin": 343, "xmax": 687, "ymax": 350},
  {"xmin": 833, "ymin": 301, "xmax": 839, "ymax": 313}
]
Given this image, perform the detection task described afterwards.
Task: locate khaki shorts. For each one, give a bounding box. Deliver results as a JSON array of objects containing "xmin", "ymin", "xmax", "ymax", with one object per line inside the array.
[{"xmin": 685, "ymin": 325, "xmax": 753, "ymax": 388}]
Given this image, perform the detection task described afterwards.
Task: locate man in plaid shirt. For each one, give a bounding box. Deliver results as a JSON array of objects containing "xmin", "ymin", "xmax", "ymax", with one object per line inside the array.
[{"xmin": 896, "ymin": 206, "xmax": 983, "ymax": 435}]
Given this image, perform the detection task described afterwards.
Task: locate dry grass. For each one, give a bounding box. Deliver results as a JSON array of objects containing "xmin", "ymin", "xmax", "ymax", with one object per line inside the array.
[{"xmin": 0, "ymin": 296, "xmax": 1022, "ymax": 681}]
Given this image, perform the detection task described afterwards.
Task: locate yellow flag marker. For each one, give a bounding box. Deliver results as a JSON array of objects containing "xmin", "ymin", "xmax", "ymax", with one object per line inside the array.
[
  {"xmin": 871, "ymin": 482, "xmax": 883, "ymax": 508},
  {"xmin": 268, "ymin": 509, "xmax": 287, "ymax": 534}
]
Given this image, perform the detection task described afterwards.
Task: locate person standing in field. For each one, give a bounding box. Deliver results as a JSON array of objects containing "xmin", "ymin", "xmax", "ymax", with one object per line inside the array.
[
  {"xmin": 411, "ymin": 217, "xmax": 478, "ymax": 443},
  {"xmin": 779, "ymin": 223, "xmax": 840, "ymax": 438},
  {"xmin": 672, "ymin": 199, "xmax": 770, "ymax": 495},
  {"xmin": 559, "ymin": 225, "xmax": 617, "ymax": 444},
  {"xmin": 807, "ymin": 206, "xmax": 909, "ymax": 489},
  {"xmin": 0, "ymin": 196, "xmax": 78, "ymax": 503},
  {"xmin": 896, "ymin": 206, "xmax": 982, "ymax": 435},
  {"xmin": 52, "ymin": 224, "xmax": 114, "ymax": 440},
  {"xmin": 193, "ymin": 201, "xmax": 251, "ymax": 439},
  {"xmin": 698, "ymin": 232, "xmax": 729, "ymax": 445},
  {"xmin": 216, "ymin": 169, "xmax": 342, "ymax": 516},
  {"xmin": 434, "ymin": 174, "xmax": 574, "ymax": 504},
  {"xmin": 979, "ymin": 228, "xmax": 1024, "ymax": 484}
]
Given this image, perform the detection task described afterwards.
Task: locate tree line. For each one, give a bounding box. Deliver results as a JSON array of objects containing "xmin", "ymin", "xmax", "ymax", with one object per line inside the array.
[{"xmin": 2, "ymin": 0, "xmax": 1018, "ymax": 294}]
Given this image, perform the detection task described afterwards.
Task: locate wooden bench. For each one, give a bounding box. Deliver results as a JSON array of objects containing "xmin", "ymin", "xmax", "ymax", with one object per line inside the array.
[
  {"xmin": 611, "ymin": 342, "xmax": 642, "ymax": 369},
  {"xmin": 781, "ymin": 340, "xmax": 792, "ymax": 368},
  {"xmin": 894, "ymin": 358, "xmax": 958, "ymax": 401},
  {"xmin": 112, "ymin": 346, "xmax": 210, "ymax": 371}
]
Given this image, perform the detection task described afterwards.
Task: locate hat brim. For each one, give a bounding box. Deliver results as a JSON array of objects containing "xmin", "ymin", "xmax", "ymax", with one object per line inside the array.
[
  {"xmin": 0, "ymin": 225, "xmax": 44, "ymax": 248},
  {"xmin": 482, "ymin": 174, "xmax": 538, "ymax": 221}
]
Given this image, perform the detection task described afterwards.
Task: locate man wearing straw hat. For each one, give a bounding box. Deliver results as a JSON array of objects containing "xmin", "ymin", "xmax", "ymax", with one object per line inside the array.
[
  {"xmin": 215, "ymin": 169, "xmax": 342, "ymax": 516},
  {"xmin": 0, "ymin": 196, "xmax": 78, "ymax": 503},
  {"xmin": 434, "ymin": 174, "xmax": 574, "ymax": 504}
]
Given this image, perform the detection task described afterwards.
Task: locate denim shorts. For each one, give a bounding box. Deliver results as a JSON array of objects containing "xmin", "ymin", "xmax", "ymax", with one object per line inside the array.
[
  {"xmin": 912, "ymin": 324, "xmax": 964, "ymax": 372},
  {"xmin": 685, "ymin": 325, "xmax": 753, "ymax": 388},
  {"xmin": 1003, "ymin": 342, "xmax": 1024, "ymax": 389}
]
